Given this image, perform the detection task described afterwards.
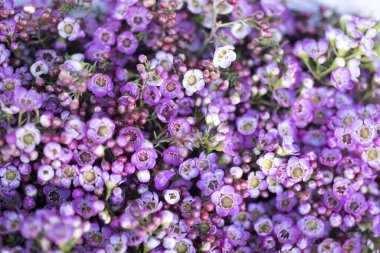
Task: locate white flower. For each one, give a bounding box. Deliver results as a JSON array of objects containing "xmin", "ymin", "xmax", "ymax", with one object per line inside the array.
[
  {"xmin": 205, "ymin": 113, "xmax": 221, "ymax": 126},
  {"xmin": 182, "ymin": 69, "xmax": 205, "ymax": 95},
  {"xmin": 231, "ymin": 22, "xmax": 251, "ymax": 39},
  {"xmin": 15, "ymin": 123, "xmax": 41, "ymax": 153},
  {"xmin": 58, "ymin": 17, "xmax": 80, "ymax": 41},
  {"xmin": 30, "ymin": 60, "xmax": 49, "ymax": 78},
  {"xmin": 216, "ymin": 0, "xmax": 234, "ymax": 15},
  {"xmin": 164, "ymin": 189, "xmax": 180, "ymax": 205},
  {"xmin": 186, "ymin": 0, "xmax": 207, "ymax": 14},
  {"xmin": 213, "ymin": 45, "xmax": 237, "ymax": 68}
]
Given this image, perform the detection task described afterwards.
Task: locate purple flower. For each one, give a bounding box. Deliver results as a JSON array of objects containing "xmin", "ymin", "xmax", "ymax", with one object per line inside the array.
[
  {"xmin": 211, "ymin": 185, "xmax": 242, "ymax": 217},
  {"xmin": 344, "ymin": 192, "xmax": 368, "ymax": 218},
  {"xmin": 116, "ymin": 126, "xmax": 144, "ymax": 152},
  {"xmin": 196, "ymin": 169, "xmax": 224, "ymax": 196},
  {"xmin": 286, "ymin": 156, "xmax": 312, "ymax": 184},
  {"xmin": 126, "ymin": 7, "xmax": 151, "ymax": 32},
  {"xmin": 274, "ymin": 218, "xmax": 300, "ymax": 244},
  {"xmin": 117, "ymin": 31, "xmax": 138, "ymax": 55},
  {"xmin": 179, "ymin": 158, "xmax": 199, "ymax": 180},
  {"xmin": 247, "ymin": 171, "xmax": 267, "ymax": 198},
  {"xmin": 168, "ymin": 118, "xmax": 191, "ymax": 138},
  {"xmin": 0, "ymin": 44, "xmax": 10, "ymax": 64},
  {"xmin": 136, "ymin": 191, "xmax": 163, "ymax": 213},
  {"xmin": 160, "ymin": 78, "xmax": 182, "ymax": 99},
  {"xmin": 13, "ymin": 87, "xmax": 42, "ymax": 111},
  {"xmin": 155, "ymin": 99, "xmax": 179, "ymax": 123},
  {"xmin": 318, "ymin": 239, "xmax": 341, "ymax": 253},
  {"xmin": 331, "ymin": 67, "xmax": 353, "ymax": 92},
  {"xmin": 0, "ymin": 166, "xmax": 20, "ymax": 189},
  {"xmin": 319, "ymin": 148, "xmax": 342, "ymax": 167},
  {"xmin": 15, "ymin": 123, "xmax": 41, "ymax": 152},
  {"xmin": 352, "ymin": 119, "xmax": 376, "ymax": 147},
  {"xmin": 297, "ymin": 215, "xmax": 325, "ymax": 238},
  {"xmin": 273, "ymin": 88, "xmax": 295, "ymax": 107},
  {"xmin": 292, "ymin": 98, "xmax": 314, "ymax": 128},
  {"xmin": 86, "ymin": 116, "xmax": 115, "ymax": 144},
  {"xmin": 163, "ymin": 146, "xmax": 183, "ymax": 165},
  {"xmin": 131, "ymin": 148, "xmax": 158, "ymax": 170},
  {"xmin": 73, "ymin": 194, "xmax": 105, "ymax": 218},
  {"xmin": 154, "ymin": 170, "xmax": 176, "ymax": 190},
  {"xmin": 302, "ymin": 38, "xmax": 329, "ymax": 58},
  {"xmin": 143, "ymin": 86, "xmax": 162, "ymax": 105},
  {"xmin": 254, "ymin": 216, "xmax": 273, "ymax": 236},
  {"xmin": 94, "ymin": 27, "xmax": 116, "ymax": 46},
  {"xmin": 74, "ymin": 165, "xmax": 104, "ymax": 192},
  {"xmin": 87, "ymin": 73, "xmax": 114, "ymax": 97},
  {"xmin": 236, "ymin": 113, "xmax": 258, "ymax": 135},
  {"xmin": 342, "ymin": 238, "xmax": 362, "ymax": 253}
]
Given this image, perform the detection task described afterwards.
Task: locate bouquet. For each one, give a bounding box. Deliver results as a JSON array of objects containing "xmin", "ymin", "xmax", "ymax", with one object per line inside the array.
[{"xmin": 0, "ymin": 0, "xmax": 380, "ymax": 252}]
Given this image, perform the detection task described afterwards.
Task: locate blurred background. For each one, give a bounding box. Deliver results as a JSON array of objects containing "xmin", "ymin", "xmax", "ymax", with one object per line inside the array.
[{"xmin": 13, "ymin": 0, "xmax": 380, "ymax": 18}]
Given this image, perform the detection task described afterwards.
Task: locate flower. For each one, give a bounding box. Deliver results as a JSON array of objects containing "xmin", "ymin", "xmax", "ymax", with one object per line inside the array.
[
  {"xmin": 182, "ymin": 69, "xmax": 205, "ymax": 96},
  {"xmin": 117, "ymin": 31, "xmax": 138, "ymax": 55},
  {"xmin": 211, "ymin": 185, "xmax": 243, "ymax": 217},
  {"xmin": 297, "ymin": 215, "xmax": 325, "ymax": 238},
  {"xmin": 213, "ymin": 45, "xmax": 237, "ymax": 68},
  {"xmin": 131, "ymin": 148, "xmax": 158, "ymax": 170},
  {"xmin": 0, "ymin": 44, "xmax": 10, "ymax": 64},
  {"xmin": 286, "ymin": 156, "xmax": 313, "ymax": 184},
  {"xmin": 13, "ymin": 87, "xmax": 42, "ymax": 111},
  {"xmin": 236, "ymin": 113, "xmax": 258, "ymax": 135},
  {"xmin": 87, "ymin": 73, "xmax": 114, "ymax": 97},
  {"xmin": 126, "ymin": 6, "xmax": 151, "ymax": 32},
  {"xmin": 86, "ymin": 116, "xmax": 115, "ymax": 144},
  {"xmin": 331, "ymin": 67, "xmax": 353, "ymax": 92},
  {"xmin": 247, "ymin": 171, "xmax": 267, "ymax": 198},
  {"xmin": 15, "ymin": 123, "xmax": 41, "ymax": 152},
  {"xmin": 302, "ymin": 38, "xmax": 329, "ymax": 58},
  {"xmin": 58, "ymin": 17, "xmax": 81, "ymax": 41},
  {"xmin": 197, "ymin": 169, "xmax": 224, "ymax": 196},
  {"xmin": 0, "ymin": 166, "xmax": 20, "ymax": 189}
]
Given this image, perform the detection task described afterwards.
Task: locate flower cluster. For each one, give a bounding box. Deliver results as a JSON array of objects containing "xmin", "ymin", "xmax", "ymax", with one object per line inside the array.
[{"xmin": 0, "ymin": 0, "xmax": 380, "ymax": 252}]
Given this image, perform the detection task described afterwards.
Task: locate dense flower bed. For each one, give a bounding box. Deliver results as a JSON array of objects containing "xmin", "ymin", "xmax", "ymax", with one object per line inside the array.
[{"xmin": 0, "ymin": 0, "xmax": 380, "ymax": 252}]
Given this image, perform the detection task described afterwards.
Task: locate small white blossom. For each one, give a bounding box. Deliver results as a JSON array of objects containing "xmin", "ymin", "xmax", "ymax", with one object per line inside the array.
[
  {"xmin": 164, "ymin": 189, "xmax": 180, "ymax": 205},
  {"xmin": 30, "ymin": 60, "xmax": 49, "ymax": 78},
  {"xmin": 205, "ymin": 113, "xmax": 221, "ymax": 126},
  {"xmin": 213, "ymin": 45, "xmax": 237, "ymax": 68},
  {"xmin": 58, "ymin": 17, "xmax": 81, "ymax": 41},
  {"xmin": 216, "ymin": 0, "xmax": 234, "ymax": 15},
  {"xmin": 186, "ymin": 0, "xmax": 207, "ymax": 14},
  {"xmin": 182, "ymin": 69, "xmax": 205, "ymax": 95},
  {"xmin": 231, "ymin": 22, "xmax": 251, "ymax": 39}
]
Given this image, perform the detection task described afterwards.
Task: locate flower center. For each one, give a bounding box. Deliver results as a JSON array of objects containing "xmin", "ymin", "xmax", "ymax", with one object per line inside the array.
[
  {"xmin": 48, "ymin": 190, "xmax": 61, "ymax": 203},
  {"xmin": 208, "ymin": 180, "xmax": 219, "ymax": 190},
  {"xmin": 80, "ymin": 151, "xmax": 92, "ymax": 163},
  {"xmin": 6, "ymin": 170, "xmax": 16, "ymax": 180},
  {"xmin": 220, "ymin": 195, "xmax": 234, "ymax": 209},
  {"xmin": 97, "ymin": 126, "xmax": 109, "ymax": 137},
  {"xmin": 175, "ymin": 242, "xmax": 189, "ymax": 253},
  {"xmin": 368, "ymin": 149, "xmax": 379, "ymax": 160},
  {"xmin": 64, "ymin": 24, "xmax": 74, "ymax": 34},
  {"xmin": 138, "ymin": 151, "xmax": 149, "ymax": 162},
  {"xmin": 187, "ymin": 75, "xmax": 197, "ymax": 86},
  {"xmin": 243, "ymin": 122, "xmax": 253, "ymax": 132},
  {"xmin": 5, "ymin": 81, "xmax": 14, "ymax": 90},
  {"xmin": 262, "ymin": 159, "xmax": 273, "ymax": 170},
  {"xmin": 217, "ymin": 49, "xmax": 227, "ymax": 58},
  {"xmin": 359, "ymin": 127, "xmax": 371, "ymax": 139},
  {"xmin": 23, "ymin": 133, "xmax": 34, "ymax": 145},
  {"xmin": 306, "ymin": 219, "xmax": 318, "ymax": 230},
  {"xmin": 85, "ymin": 171, "xmax": 96, "ymax": 182},
  {"xmin": 64, "ymin": 167, "xmax": 75, "ymax": 178},
  {"xmin": 249, "ymin": 177, "xmax": 260, "ymax": 188},
  {"xmin": 292, "ymin": 166, "xmax": 303, "ymax": 178},
  {"xmin": 95, "ymin": 76, "xmax": 108, "ymax": 87},
  {"xmin": 90, "ymin": 232, "xmax": 104, "ymax": 244},
  {"xmin": 259, "ymin": 223, "xmax": 271, "ymax": 233}
]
